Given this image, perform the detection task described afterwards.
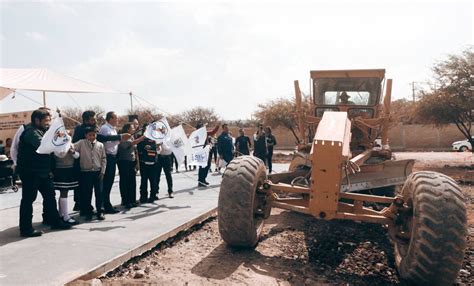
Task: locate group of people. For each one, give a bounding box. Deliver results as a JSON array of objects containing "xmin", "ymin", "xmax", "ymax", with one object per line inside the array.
[
  {"xmin": 9, "ymin": 108, "xmax": 176, "ymax": 237},
  {"xmin": 233, "ymin": 124, "xmax": 277, "ymax": 173},
  {"xmin": 4, "ymin": 107, "xmax": 277, "ymax": 238}
]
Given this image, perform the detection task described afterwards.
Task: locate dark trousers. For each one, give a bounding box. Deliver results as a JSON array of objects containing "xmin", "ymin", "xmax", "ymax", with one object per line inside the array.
[
  {"xmin": 19, "ymin": 173, "xmax": 60, "ymax": 233},
  {"xmin": 198, "ymin": 152, "xmax": 213, "ymax": 183},
  {"xmin": 80, "ymin": 171, "xmax": 103, "ymax": 215},
  {"xmin": 171, "ymin": 154, "xmax": 178, "ymax": 170},
  {"xmin": 210, "ymin": 146, "xmax": 218, "ymax": 164},
  {"xmin": 267, "ymin": 147, "xmax": 274, "ymax": 172},
  {"xmin": 139, "ymin": 162, "xmax": 158, "ymax": 199},
  {"xmin": 157, "ymin": 155, "xmax": 173, "ymax": 193},
  {"xmin": 118, "ymin": 160, "xmax": 137, "ymax": 205},
  {"xmin": 254, "ymin": 152, "xmax": 266, "ymax": 165},
  {"xmin": 102, "ymin": 154, "xmax": 117, "ymax": 209}
]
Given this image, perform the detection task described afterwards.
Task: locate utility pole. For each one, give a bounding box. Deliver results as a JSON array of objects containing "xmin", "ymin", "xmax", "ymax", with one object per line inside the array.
[
  {"xmin": 129, "ymin": 92, "xmax": 133, "ymax": 113},
  {"xmin": 411, "ymin": 81, "xmax": 416, "ymax": 103}
]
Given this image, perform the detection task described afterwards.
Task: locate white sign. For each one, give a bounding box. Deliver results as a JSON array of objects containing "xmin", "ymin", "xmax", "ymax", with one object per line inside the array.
[
  {"xmin": 167, "ymin": 125, "xmax": 192, "ymax": 165},
  {"xmin": 37, "ymin": 115, "xmax": 71, "ymax": 156},
  {"xmin": 144, "ymin": 117, "xmax": 171, "ymax": 144},
  {"xmin": 188, "ymin": 127, "xmax": 207, "ymax": 149},
  {"xmin": 189, "ymin": 145, "xmax": 210, "ymax": 167}
]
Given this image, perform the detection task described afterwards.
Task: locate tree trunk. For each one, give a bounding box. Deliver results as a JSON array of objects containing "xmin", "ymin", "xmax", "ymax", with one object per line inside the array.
[{"xmin": 288, "ymin": 126, "xmax": 300, "ymax": 144}]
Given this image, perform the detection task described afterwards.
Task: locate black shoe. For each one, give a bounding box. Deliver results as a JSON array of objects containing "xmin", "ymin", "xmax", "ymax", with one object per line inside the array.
[
  {"xmin": 51, "ymin": 220, "xmax": 72, "ymax": 230},
  {"xmin": 168, "ymin": 192, "xmax": 174, "ymax": 198},
  {"xmin": 20, "ymin": 229, "xmax": 43, "ymax": 237},
  {"xmin": 131, "ymin": 202, "xmax": 138, "ymax": 207},
  {"xmin": 42, "ymin": 220, "xmax": 52, "ymax": 226},
  {"xmin": 148, "ymin": 196, "xmax": 158, "ymax": 203},
  {"xmin": 198, "ymin": 181, "xmax": 207, "ymax": 187},
  {"xmin": 64, "ymin": 218, "xmax": 80, "ymax": 225},
  {"xmin": 97, "ymin": 213, "xmax": 106, "ymax": 220},
  {"xmin": 203, "ymin": 181, "xmax": 210, "ymax": 185},
  {"xmin": 73, "ymin": 203, "xmax": 80, "ymax": 211},
  {"xmin": 85, "ymin": 215, "xmax": 93, "ymax": 221},
  {"xmin": 139, "ymin": 197, "xmax": 148, "ymax": 204},
  {"xmin": 104, "ymin": 208, "xmax": 119, "ymax": 214}
]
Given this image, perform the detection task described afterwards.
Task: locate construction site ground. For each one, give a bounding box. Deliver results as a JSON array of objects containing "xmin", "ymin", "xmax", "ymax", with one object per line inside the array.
[{"xmin": 101, "ymin": 152, "xmax": 473, "ymax": 286}]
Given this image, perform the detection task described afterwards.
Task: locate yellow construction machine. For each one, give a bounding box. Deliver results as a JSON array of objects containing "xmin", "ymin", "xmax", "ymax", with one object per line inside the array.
[{"xmin": 218, "ymin": 69, "xmax": 467, "ymax": 285}]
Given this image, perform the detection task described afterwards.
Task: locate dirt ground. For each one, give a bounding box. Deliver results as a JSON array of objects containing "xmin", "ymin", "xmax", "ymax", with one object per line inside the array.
[{"xmin": 100, "ymin": 161, "xmax": 473, "ymax": 286}]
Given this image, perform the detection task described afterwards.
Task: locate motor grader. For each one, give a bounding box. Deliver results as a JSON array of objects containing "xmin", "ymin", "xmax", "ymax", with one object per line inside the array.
[{"xmin": 218, "ymin": 69, "xmax": 467, "ymax": 285}]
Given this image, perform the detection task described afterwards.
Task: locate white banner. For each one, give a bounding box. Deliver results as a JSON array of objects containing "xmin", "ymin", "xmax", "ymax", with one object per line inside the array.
[
  {"xmin": 36, "ymin": 115, "xmax": 71, "ymax": 155},
  {"xmin": 188, "ymin": 127, "xmax": 207, "ymax": 149},
  {"xmin": 167, "ymin": 125, "xmax": 192, "ymax": 165},
  {"xmin": 144, "ymin": 117, "xmax": 172, "ymax": 144},
  {"xmin": 189, "ymin": 145, "xmax": 210, "ymax": 167}
]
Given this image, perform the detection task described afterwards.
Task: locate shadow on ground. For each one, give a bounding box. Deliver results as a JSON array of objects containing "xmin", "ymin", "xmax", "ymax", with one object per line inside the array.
[{"xmin": 191, "ymin": 210, "xmax": 399, "ymax": 285}]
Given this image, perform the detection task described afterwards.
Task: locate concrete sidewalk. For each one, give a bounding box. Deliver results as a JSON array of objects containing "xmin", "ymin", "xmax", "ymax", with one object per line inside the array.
[{"xmin": 0, "ymin": 168, "xmax": 223, "ymax": 286}]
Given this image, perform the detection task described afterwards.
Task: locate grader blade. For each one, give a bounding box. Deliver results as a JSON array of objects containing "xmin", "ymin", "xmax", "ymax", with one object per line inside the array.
[{"xmin": 341, "ymin": 159, "xmax": 415, "ymax": 192}]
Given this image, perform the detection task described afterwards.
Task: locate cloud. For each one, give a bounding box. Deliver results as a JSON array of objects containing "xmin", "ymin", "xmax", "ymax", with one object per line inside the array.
[
  {"xmin": 25, "ymin": 31, "xmax": 46, "ymax": 41},
  {"xmin": 6, "ymin": 1, "xmax": 470, "ymax": 120}
]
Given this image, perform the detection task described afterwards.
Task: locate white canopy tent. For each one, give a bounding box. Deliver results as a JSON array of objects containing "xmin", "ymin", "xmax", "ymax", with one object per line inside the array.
[{"xmin": 0, "ymin": 68, "xmax": 122, "ymax": 106}]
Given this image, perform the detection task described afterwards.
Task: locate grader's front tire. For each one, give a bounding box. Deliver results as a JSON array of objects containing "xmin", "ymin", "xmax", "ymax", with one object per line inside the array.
[
  {"xmin": 218, "ymin": 156, "xmax": 269, "ymax": 247},
  {"xmin": 393, "ymin": 171, "xmax": 467, "ymax": 285}
]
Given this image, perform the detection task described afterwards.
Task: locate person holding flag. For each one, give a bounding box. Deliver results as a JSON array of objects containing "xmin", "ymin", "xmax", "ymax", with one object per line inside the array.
[
  {"xmin": 190, "ymin": 122, "xmax": 219, "ymax": 187},
  {"xmin": 17, "ymin": 109, "xmax": 72, "ymax": 237},
  {"xmin": 117, "ymin": 123, "xmax": 146, "ymax": 208}
]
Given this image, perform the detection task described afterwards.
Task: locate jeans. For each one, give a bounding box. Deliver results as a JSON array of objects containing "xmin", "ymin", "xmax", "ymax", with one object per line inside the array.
[
  {"xmin": 267, "ymin": 147, "xmax": 274, "ymax": 172},
  {"xmin": 118, "ymin": 160, "xmax": 137, "ymax": 205},
  {"xmin": 157, "ymin": 155, "xmax": 173, "ymax": 193},
  {"xmin": 79, "ymin": 171, "xmax": 103, "ymax": 215},
  {"xmin": 139, "ymin": 162, "xmax": 158, "ymax": 199},
  {"xmin": 19, "ymin": 172, "xmax": 61, "ymax": 233},
  {"xmin": 102, "ymin": 154, "xmax": 117, "ymax": 209}
]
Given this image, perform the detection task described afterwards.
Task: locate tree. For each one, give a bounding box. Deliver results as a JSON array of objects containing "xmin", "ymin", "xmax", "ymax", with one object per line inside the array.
[
  {"xmin": 60, "ymin": 105, "xmax": 105, "ymax": 130},
  {"xmin": 415, "ymin": 47, "xmax": 474, "ymax": 151},
  {"xmin": 175, "ymin": 107, "xmax": 220, "ymax": 128},
  {"xmin": 390, "ymin": 98, "xmax": 420, "ymax": 124},
  {"xmin": 253, "ymin": 94, "xmax": 312, "ymax": 142},
  {"xmin": 126, "ymin": 107, "xmax": 164, "ymax": 126}
]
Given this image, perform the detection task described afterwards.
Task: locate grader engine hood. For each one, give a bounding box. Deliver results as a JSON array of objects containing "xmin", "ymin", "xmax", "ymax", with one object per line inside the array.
[{"xmin": 310, "ymin": 111, "xmax": 414, "ymax": 194}]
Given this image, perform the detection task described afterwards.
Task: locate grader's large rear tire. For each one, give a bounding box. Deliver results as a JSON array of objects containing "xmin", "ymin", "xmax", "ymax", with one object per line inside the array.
[
  {"xmin": 393, "ymin": 171, "xmax": 467, "ymax": 285},
  {"xmin": 218, "ymin": 156, "xmax": 269, "ymax": 247}
]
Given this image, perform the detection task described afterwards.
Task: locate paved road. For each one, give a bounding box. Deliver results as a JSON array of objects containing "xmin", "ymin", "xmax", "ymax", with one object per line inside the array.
[{"xmin": 0, "ymin": 168, "xmax": 224, "ymax": 285}]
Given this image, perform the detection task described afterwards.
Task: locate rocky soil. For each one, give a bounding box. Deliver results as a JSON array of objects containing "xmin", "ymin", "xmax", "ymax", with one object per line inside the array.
[
  {"xmin": 100, "ymin": 183, "xmax": 473, "ymax": 286},
  {"xmin": 93, "ymin": 154, "xmax": 474, "ymax": 285}
]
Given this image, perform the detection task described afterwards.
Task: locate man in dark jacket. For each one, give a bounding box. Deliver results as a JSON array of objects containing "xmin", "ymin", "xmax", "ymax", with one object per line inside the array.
[
  {"xmin": 137, "ymin": 135, "xmax": 159, "ymax": 203},
  {"xmin": 235, "ymin": 128, "xmax": 251, "ymax": 156},
  {"xmin": 253, "ymin": 123, "xmax": 267, "ymax": 163},
  {"xmin": 17, "ymin": 109, "xmax": 72, "ymax": 237},
  {"xmin": 217, "ymin": 124, "xmax": 234, "ymax": 165}
]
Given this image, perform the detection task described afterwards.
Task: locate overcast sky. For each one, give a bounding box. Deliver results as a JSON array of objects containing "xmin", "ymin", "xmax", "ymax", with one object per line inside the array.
[{"xmin": 0, "ymin": 0, "xmax": 472, "ymax": 120}]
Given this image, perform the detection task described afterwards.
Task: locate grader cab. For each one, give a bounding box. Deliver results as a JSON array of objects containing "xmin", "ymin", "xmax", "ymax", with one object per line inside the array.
[{"xmin": 218, "ymin": 69, "xmax": 467, "ymax": 285}]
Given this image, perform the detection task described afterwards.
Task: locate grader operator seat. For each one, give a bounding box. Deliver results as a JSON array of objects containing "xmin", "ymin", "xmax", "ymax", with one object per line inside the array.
[{"xmin": 311, "ymin": 69, "xmax": 386, "ymax": 152}]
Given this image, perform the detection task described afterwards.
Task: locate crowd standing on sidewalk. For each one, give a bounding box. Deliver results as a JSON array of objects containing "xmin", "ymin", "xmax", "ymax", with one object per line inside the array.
[{"xmin": 7, "ymin": 108, "xmax": 278, "ymax": 238}]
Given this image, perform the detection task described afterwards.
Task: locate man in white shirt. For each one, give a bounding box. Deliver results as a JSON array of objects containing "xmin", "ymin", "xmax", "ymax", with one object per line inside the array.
[{"xmin": 99, "ymin": 111, "xmax": 123, "ymax": 213}]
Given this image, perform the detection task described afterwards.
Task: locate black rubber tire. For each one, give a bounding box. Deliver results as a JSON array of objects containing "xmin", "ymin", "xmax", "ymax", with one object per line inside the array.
[
  {"xmin": 218, "ymin": 156, "xmax": 269, "ymax": 247},
  {"xmin": 459, "ymin": 146, "xmax": 468, "ymax": 152},
  {"xmin": 394, "ymin": 171, "xmax": 467, "ymax": 285}
]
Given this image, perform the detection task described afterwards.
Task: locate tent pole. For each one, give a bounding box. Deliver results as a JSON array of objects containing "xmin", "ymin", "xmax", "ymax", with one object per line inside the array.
[
  {"xmin": 43, "ymin": 91, "xmax": 46, "ymax": 107},
  {"xmin": 129, "ymin": 92, "xmax": 133, "ymax": 113}
]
